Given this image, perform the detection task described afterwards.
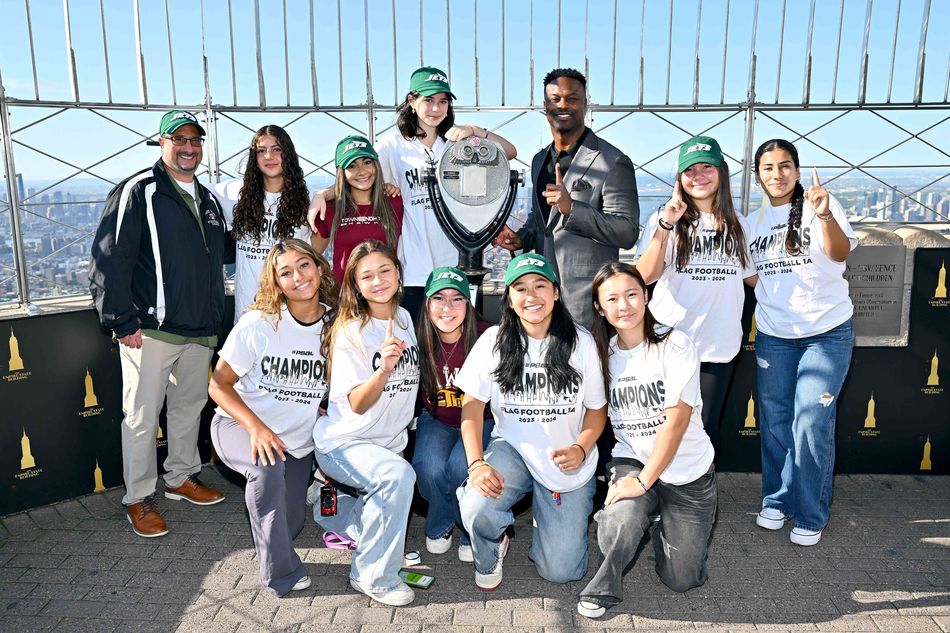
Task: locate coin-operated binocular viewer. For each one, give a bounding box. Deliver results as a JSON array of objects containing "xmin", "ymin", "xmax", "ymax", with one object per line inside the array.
[{"xmin": 423, "ymin": 136, "xmax": 523, "ymax": 297}]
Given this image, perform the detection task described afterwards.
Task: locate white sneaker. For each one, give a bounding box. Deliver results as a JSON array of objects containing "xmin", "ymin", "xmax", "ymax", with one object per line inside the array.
[
  {"xmin": 458, "ymin": 543, "xmax": 473, "ymax": 563},
  {"xmin": 474, "ymin": 534, "xmax": 509, "ymax": 591},
  {"xmin": 349, "ymin": 578, "xmax": 415, "ymax": 606},
  {"xmin": 790, "ymin": 527, "xmax": 822, "ymax": 546},
  {"xmin": 756, "ymin": 507, "xmax": 787, "ymax": 530},
  {"xmin": 290, "ymin": 576, "xmax": 311, "ymax": 591},
  {"xmin": 425, "ymin": 533, "xmax": 452, "ymax": 554},
  {"xmin": 577, "ymin": 600, "xmax": 606, "ymax": 619}
]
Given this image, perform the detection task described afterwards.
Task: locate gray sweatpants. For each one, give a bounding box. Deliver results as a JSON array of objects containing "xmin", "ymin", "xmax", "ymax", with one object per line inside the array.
[
  {"xmin": 580, "ymin": 459, "xmax": 717, "ymax": 608},
  {"xmin": 211, "ymin": 414, "xmax": 311, "ymax": 597}
]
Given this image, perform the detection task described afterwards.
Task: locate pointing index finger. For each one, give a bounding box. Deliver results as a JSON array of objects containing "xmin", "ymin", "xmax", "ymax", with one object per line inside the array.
[
  {"xmin": 812, "ymin": 167, "xmax": 821, "ymax": 188},
  {"xmin": 672, "ymin": 180, "xmax": 681, "ymax": 199},
  {"xmin": 385, "ymin": 318, "xmax": 393, "ymax": 340},
  {"xmin": 555, "ymin": 162, "xmax": 563, "ymax": 185}
]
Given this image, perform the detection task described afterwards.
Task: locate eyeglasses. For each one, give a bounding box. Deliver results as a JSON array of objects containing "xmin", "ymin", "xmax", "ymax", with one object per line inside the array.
[
  {"xmin": 430, "ymin": 295, "xmax": 468, "ymax": 309},
  {"xmin": 162, "ymin": 135, "xmax": 205, "ymax": 147}
]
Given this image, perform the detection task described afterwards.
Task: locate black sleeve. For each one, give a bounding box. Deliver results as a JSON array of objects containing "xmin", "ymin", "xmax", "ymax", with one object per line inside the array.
[{"xmin": 88, "ymin": 180, "xmax": 144, "ymax": 337}]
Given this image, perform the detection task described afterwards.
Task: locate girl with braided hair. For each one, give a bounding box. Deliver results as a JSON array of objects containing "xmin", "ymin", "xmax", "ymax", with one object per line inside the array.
[
  {"xmin": 746, "ymin": 138, "xmax": 857, "ymax": 547},
  {"xmin": 635, "ymin": 136, "xmax": 755, "ymax": 454},
  {"xmin": 215, "ymin": 125, "xmax": 316, "ymax": 324}
]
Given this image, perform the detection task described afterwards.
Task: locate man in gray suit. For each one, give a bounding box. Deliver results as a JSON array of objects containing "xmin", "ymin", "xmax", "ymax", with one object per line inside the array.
[{"xmin": 495, "ymin": 68, "xmax": 640, "ymax": 329}]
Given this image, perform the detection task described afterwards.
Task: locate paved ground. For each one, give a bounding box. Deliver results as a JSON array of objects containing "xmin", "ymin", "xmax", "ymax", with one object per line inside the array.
[{"xmin": 0, "ymin": 469, "xmax": 948, "ymax": 633}]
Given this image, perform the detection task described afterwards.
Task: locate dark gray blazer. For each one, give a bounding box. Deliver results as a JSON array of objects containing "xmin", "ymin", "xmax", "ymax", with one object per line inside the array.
[{"xmin": 518, "ymin": 130, "xmax": 641, "ymax": 329}]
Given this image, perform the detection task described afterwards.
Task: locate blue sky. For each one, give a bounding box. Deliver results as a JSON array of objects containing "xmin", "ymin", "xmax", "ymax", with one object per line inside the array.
[{"xmin": 0, "ymin": 0, "xmax": 947, "ymax": 187}]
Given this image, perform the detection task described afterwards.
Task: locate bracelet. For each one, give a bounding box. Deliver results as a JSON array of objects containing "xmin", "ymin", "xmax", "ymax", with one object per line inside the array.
[
  {"xmin": 571, "ymin": 443, "xmax": 588, "ymax": 462},
  {"xmin": 634, "ymin": 476, "xmax": 648, "ymax": 493},
  {"xmin": 816, "ymin": 212, "xmax": 834, "ymax": 222},
  {"xmin": 467, "ymin": 460, "xmax": 492, "ymax": 475},
  {"xmin": 657, "ymin": 217, "xmax": 675, "ymax": 231},
  {"xmin": 467, "ymin": 457, "xmax": 486, "ymax": 469},
  {"xmin": 482, "ymin": 127, "xmax": 490, "ymax": 139}
]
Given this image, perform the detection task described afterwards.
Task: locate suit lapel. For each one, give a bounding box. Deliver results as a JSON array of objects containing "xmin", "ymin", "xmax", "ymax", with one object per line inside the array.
[{"xmin": 548, "ymin": 132, "xmax": 601, "ymax": 232}]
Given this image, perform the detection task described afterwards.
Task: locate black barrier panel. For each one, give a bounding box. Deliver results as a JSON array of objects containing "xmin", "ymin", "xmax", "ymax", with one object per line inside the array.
[{"xmin": 718, "ymin": 247, "xmax": 948, "ymax": 475}]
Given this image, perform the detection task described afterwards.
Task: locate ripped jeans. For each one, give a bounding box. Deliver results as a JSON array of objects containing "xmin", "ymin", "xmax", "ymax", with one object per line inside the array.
[{"xmin": 755, "ymin": 319, "xmax": 853, "ymax": 532}]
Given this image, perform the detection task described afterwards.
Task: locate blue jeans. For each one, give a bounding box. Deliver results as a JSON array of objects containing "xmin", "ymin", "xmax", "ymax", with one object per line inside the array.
[
  {"xmin": 315, "ymin": 441, "xmax": 415, "ymax": 592},
  {"xmin": 755, "ymin": 319, "xmax": 853, "ymax": 532},
  {"xmin": 457, "ymin": 438, "xmax": 596, "ymax": 583},
  {"xmin": 412, "ymin": 411, "xmax": 494, "ymax": 545}
]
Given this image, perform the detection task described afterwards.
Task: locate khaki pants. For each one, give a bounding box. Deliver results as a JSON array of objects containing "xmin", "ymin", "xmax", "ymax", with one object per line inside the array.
[{"xmin": 119, "ymin": 334, "xmax": 212, "ymax": 505}]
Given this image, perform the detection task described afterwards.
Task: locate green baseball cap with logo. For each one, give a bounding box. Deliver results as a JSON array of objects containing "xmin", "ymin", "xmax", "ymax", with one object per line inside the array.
[
  {"xmin": 159, "ymin": 110, "xmax": 206, "ymax": 136},
  {"xmin": 505, "ymin": 253, "xmax": 558, "ymax": 286},
  {"xmin": 409, "ymin": 66, "xmax": 456, "ymax": 99},
  {"xmin": 425, "ymin": 266, "xmax": 471, "ymax": 299},
  {"xmin": 335, "ymin": 135, "xmax": 378, "ymax": 169},
  {"xmin": 677, "ymin": 135, "xmax": 723, "ymax": 173}
]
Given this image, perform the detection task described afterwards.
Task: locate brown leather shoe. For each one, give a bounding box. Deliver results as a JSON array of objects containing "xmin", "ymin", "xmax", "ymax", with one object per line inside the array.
[
  {"xmin": 164, "ymin": 475, "xmax": 225, "ymax": 506},
  {"xmin": 127, "ymin": 496, "xmax": 169, "ymax": 538}
]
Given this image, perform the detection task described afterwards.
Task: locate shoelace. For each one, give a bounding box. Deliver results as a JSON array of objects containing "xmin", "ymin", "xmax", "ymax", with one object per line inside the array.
[{"xmin": 139, "ymin": 496, "xmax": 159, "ymax": 517}]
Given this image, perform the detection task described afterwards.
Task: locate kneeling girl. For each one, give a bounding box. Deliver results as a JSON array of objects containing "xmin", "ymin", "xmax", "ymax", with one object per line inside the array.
[
  {"xmin": 313, "ymin": 240, "xmax": 420, "ymax": 606},
  {"xmin": 455, "ymin": 253, "xmax": 607, "ymax": 590},
  {"xmin": 209, "ymin": 239, "xmax": 337, "ymax": 597},
  {"xmin": 577, "ymin": 262, "xmax": 717, "ymax": 619}
]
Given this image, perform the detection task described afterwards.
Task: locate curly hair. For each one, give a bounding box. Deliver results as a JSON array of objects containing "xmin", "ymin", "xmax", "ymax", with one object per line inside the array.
[
  {"xmin": 754, "ymin": 138, "xmax": 804, "ymax": 256},
  {"xmin": 543, "ymin": 67, "xmax": 587, "ymax": 88},
  {"xmin": 396, "ymin": 92, "xmax": 456, "ymax": 140},
  {"xmin": 672, "ymin": 160, "xmax": 750, "ymax": 271},
  {"xmin": 231, "ymin": 125, "xmax": 310, "ymax": 242},
  {"xmin": 247, "ymin": 239, "xmax": 338, "ymax": 326}
]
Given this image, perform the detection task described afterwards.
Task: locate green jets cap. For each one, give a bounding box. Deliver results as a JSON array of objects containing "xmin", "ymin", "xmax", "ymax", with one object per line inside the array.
[
  {"xmin": 159, "ymin": 110, "xmax": 205, "ymax": 136},
  {"xmin": 425, "ymin": 266, "xmax": 471, "ymax": 299},
  {"xmin": 409, "ymin": 66, "xmax": 456, "ymax": 99},
  {"xmin": 334, "ymin": 135, "xmax": 378, "ymax": 169},
  {"xmin": 677, "ymin": 135, "xmax": 723, "ymax": 173},
  {"xmin": 505, "ymin": 253, "xmax": 558, "ymax": 286}
]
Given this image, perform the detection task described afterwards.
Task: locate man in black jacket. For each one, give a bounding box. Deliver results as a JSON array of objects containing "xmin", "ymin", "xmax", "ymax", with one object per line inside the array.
[{"xmin": 90, "ymin": 110, "xmax": 227, "ymax": 538}]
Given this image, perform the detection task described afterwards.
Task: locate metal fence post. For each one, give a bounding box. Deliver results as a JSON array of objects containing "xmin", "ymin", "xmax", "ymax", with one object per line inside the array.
[{"xmin": 0, "ymin": 78, "xmax": 34, "ymax": 310}]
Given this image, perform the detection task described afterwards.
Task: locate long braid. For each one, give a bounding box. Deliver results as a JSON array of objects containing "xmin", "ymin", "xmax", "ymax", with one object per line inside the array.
[{"xmin": 784, "ymin": 181, "xmax": 805, "ymax": 256}]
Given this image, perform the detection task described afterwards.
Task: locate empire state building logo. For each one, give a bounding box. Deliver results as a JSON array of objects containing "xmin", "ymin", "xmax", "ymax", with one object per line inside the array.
[
  {"xmin": 80, "ymin": 369, "xmax": 104, "ymax": 417},
  {"xmin": 4, "ymin": 328, "xmax": 31, "ymax": 382},
  {"xmin": 923, "ymin": 349, "xmax": 943, "ymax": 395},
  {"xmin": 15, "ymin": 427, "xmax": 43, "ymax": 480},
  {"xmin": 739, "ymin": 393, "xmax": 759, "ymax": 437}
]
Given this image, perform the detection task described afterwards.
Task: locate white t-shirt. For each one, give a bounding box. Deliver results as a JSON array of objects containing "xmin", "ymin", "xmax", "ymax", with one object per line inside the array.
[
  {"xmin": 314, "ymin": 307, "xmax": 420, "ymax": 454},
  {"xmin": 375, "ymin": 130, "xmax": 456, "ymax": 287},
  {"xmin": 215, "ymin": 305, "xmax": 329, "ymax": 458},
  {"xmin": 214, "ymin": 179, "xmax": 313, "ymax": 324},
  {"xmin": 607, "ymin": 328, "xmax": 713, "ymax": 485},
  {"xmin": 455, "ymin": 325, "xmax": 607, "ymax": 493},
  {"xmin": 746, "ymin": 194, "xmax": 857, "ymax": 338},
  {"xmin": 635, "ymin": 211, "xmax": 756, "ymax": 363}
]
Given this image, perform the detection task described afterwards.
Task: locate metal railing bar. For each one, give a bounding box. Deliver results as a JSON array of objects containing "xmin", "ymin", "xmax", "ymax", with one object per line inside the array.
[
  {"xmin": 720, "ymin": 0, "xmax": 729, "ymax": 105},
  {"xmin": 639, "ymin": 0, "xmax": 645, "ymax": 106},
  {"xmin": 391, "ymin": 0, "xmax": 398, "ymax": 106},
  {"xmin": 914, "ymin": 0, "xmax": 932, "ymax": 104},
  {"xmin": 887, "ymin": 0, "xmax": 902, "ymax": 103},
  {"xmin": 610, "ymin": 0, "xmax": 618, "ymax": 105},
  {"xmin": 693, "ymin": 0, "xmax": 703, "ymax": 106},
  {"xmin": 133, "ymin": 0, "xmax": 148, "ymax": 104},
  {"xmin": 163, "ymin": 0, "xmax": 177, "ymax": 104},
  {"xmin": 63, "ymin": 0, "xmax": 79, "ymax": 102},
  {"xmin": 774, "ymin": 0, "xmax": 787, "ymax": 104},
  {"xmin": 584, "ymin": 0, "xmax": 590, "ymax": 85},
  {"xmin": 858, "ymin": 0, "xmax": 872, "ymax": 105},
  {"xmin": 283, "ymin": 0, "xmax": 290, "ymax": 107},
  {"xmin": 869, "ymin": 110, "xmax": 950, "ymax": 160},
  {"xmin": 556, "ymin": 0, "xmax": 561, "ymax": 67},
  {"xmin": 831, "ymin": 0, "xmax": 845, "ymax": 103},
  {"xmin": 591, "ymin": 111, "xmax": 635, "ymax": 135},
  {"xmin": 447, "ymin": 0, "xmax": 452, "ymax": 80},
  {"xmin": 310, "ymin": 0, "xmax": 318, "ymax": 107},
  {"xmin": 19, "ymin": 207, "xmax": 94, "ymax": 233},
  {"xmin": 419, "ymin": 0, "xmax": 424, "ymax": 66},
  {"xmin": 24, "ymin": 0, "xmax": 40, "ymax": 100},
  {"xmin": 98, "ymin": 0, "xmax": 112, "ymax": 103},
  {"xmin": 475, "ymin": 0, "xmax": 480, "ymax": 107},
  {"xmin": 665, "ymin": 0, "xmax": 673, "ymax": 105},
  {"xmin": 10, "ymin": 108, "xmax": 69, "ymax": 135},
  {"xmin": 502, "ymin": 0, "xmax": 506, "ymax": 106},
  {"xmin": 254, "ymin": 0, "xmax": 266, "ymax": 107},
  {"xmin": 648, "ymin": 111, "xmax": 744, "ymax": 162},
  {"xmin": 803, "ymin": 0, "xmax": 816, "ymax": 104},
  {"xmin": 227, "ymin": 0, "xmax": 237, "ymax": 106},
  {"xmin": 746, "ymin": 0, "xmax": 759, "ymax": 102},
  {"xmin": 529, "ymin": 0, "xmax": 534, "ymax": 106},
  {"xmin": 364, "ymin": 0, "xmax": 373, "ymax": 142}
]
